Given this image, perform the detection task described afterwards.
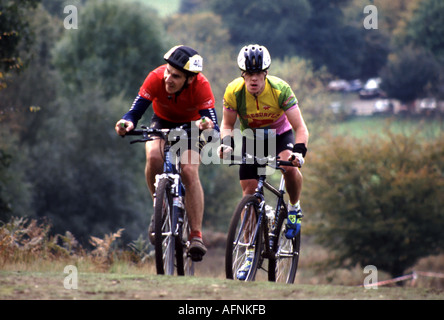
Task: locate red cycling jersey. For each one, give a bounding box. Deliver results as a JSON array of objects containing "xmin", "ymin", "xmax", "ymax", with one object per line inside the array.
[{"xmin": 138, "ymin": 64, "xmax": 215, "ymax": 123}]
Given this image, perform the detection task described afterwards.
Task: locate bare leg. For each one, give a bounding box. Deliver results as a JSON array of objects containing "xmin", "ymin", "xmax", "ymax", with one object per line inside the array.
[
  {"xmin": 279, "ymin": 149, "xmax": 303, "ymax": 204},
  {"xmin": 180, "ymin": 150, "xmax": 204, "ymax": 234},
  {"xmin": 145, "ymin": 139, "xmax": 164, "ymax": 197}
]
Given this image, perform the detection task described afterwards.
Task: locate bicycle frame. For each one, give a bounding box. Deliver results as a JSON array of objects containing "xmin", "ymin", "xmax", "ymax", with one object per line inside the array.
[
  {"xmin": 250, "ymin": 169, "xmax": 287, "ymax": 258},
  {"xmin": 226, "ymin": 154, "xmax": 299, "ymax": 282}
]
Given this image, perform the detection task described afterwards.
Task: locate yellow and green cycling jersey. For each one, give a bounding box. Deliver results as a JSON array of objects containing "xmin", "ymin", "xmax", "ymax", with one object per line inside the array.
[{"xmin": 223, "ymin": 75, "xmax": 298, "ymax": 135}]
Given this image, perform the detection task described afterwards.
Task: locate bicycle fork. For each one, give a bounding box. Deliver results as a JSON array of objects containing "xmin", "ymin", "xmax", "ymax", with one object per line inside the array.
[{"xmin": 154, "ymin": 173, "xmax": 185, "ymax": 237}]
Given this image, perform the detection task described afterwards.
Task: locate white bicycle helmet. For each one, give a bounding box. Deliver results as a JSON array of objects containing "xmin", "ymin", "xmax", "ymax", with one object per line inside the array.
[{"xmin": 237, "ymin": 44, "xmax": 271, "ymax": 72}]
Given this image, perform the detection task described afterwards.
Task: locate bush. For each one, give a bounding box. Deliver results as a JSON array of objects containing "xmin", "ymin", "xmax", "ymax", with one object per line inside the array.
[{"xmin": 306, "ymin": 127, "xmax": 444, "ymax": 277}]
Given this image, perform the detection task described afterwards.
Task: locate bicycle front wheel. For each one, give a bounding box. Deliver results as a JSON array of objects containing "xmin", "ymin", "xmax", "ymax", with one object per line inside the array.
[
  {"xmin": 176, "ymin": 212, "xmax": 195, "ymax": 276},
  {"xmin": 268, "ymin": 205, "xmax": 300, "ymax": 283},
  {"xmin": 154, "ymin": 178, "xmax": 175, "ymax": 275},
  {"xmin": 225, "ymin": 195, "xmax": 263, "ymax": 281}
]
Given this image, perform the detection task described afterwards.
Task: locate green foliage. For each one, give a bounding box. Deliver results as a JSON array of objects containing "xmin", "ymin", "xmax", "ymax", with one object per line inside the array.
[
  {"xmin": 0, "ymin": 130, "xmax": 33, "ymax": 222},
  {"xmin": 53, "ymin": 0, "xmax": 167, "ymax": 98},
  {"xmin": 28, "ymin": 89, "xmax": 150, "ymax": 244},
  {"xmin": 380, "ymin": 46, "xmax": 440, "ymax": 103},
  {"xmin": 0, "ymin": 5, "xmax": 62, "ymax": 138},
  {"xmin": 0, "ymin": 0, "xmax": 40, "ymax": 75},
  {"xmin": 307, "ymin": 127, "xmax": 444, "ymax": 277},
  {"xmin": 211, "ymin": 0, "xmax": 311, "ymax": 58},
  {"xmin": 405, "ymin": 0, "xmax": 444, "ymax": 64},
  {"xmin": 210, "ymin": 0, "xmax": 389, "ymax": 79}
]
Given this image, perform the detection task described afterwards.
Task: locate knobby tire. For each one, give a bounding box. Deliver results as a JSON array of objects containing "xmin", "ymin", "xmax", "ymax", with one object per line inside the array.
[
  {"xmin": 268, "ymin": 205, "xmax": 300, "ymax": 283},
  {"xmin": 225, "ymin": 195, "xmax": 263, "ymax": 281},
  {"xmin": 154, "ymin": 178, "xmax": 175, "ymax": 275}
]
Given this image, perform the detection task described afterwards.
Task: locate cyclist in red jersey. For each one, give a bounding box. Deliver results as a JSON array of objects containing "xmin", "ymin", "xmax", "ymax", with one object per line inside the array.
[{"xmin": 115, "ymin": 45, "xmax": 219, "ymax": 261}]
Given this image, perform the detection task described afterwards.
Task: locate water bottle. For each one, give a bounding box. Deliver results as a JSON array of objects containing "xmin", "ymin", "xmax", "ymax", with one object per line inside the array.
[
  {"xmin": 265, "ymin": 205, "xmax": 276, "ymax": 231},
  {"xmin": 265, "ymin": 205, "xmax": 276, "ymax": 248}
]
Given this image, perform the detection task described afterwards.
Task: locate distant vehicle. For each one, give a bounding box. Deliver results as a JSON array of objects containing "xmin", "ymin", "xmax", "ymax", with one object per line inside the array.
[
  {"xmin": 359, "ymin": 78, "xmax": 381, "ymax": 99},
  {"xmin": 327, "ymin": 80, "xmax": 350, "ymax": 92},
  {"xmin": 373, "ymin": 99, "xmax": 393, "ymax": 115},
  {"xmin": 327, "ymin": 79, "xmax": 363, "ymax": 93},
  {"xmin": 418, "ymin": 98, "xmax": 437, "ymax": 115},
  {"xmin": 346, "ymin": 79, "xmax": 363, "ymax": 92}
]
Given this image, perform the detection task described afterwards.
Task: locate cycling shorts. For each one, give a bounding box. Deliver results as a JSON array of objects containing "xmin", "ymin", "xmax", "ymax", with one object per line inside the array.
[{"xmin": 239, "ymin": 129, "xmax": 294, "ymax": 180}]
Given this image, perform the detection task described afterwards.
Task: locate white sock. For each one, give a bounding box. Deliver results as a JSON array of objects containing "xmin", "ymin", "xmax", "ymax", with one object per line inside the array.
[
  {"xmin": 288, "ymin": 200, "xmax": 300, "ymax": 212},
  {"xmin": 246, "ymin": 248, "xmax": 255, "ymax": 258}
]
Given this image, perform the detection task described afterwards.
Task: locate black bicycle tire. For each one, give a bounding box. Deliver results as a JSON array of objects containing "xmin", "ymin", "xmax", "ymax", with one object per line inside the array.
[
  {"xmin": 176, "ymin": 212, "xmax": 194, "ymax": 276},
  {"xmin": 154, "ymin": 178, "xmax": 175, "ymax": 275},
  {"xmin": 268, "ymin": 205, "xmax": 300, "ymax": 283},
  {"xmin": 225, "ymin": 195, "xmax": 263, "ymax": 281}
]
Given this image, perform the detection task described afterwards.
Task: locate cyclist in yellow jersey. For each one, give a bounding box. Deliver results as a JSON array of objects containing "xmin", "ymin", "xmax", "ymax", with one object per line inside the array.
[
  {"xmin": 219, "ymin": 44, "xmax": 309, "ymax": 279},
  {"xmin": 219, "ymin": 44, "xmax": 309, "ymax": 243}
]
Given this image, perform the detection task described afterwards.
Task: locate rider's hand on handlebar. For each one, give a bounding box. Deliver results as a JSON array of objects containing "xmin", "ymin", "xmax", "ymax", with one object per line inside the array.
[
  {"xmin": 115, "ymin": 120, "xmax": 134, "ymax": 136},
  {"xmin": 289, "ymin": 152, "xmax": 305, "ymax": 168},
  {"xmin": 196, "ymin": 117, "xmax": 214, "ymax": 131}
]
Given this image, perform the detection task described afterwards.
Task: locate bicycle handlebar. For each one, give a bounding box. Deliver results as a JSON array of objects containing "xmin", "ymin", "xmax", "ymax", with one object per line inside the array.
[{"xmin": 123, "ymin": 125, "xmax": 193, "ymax": 144}]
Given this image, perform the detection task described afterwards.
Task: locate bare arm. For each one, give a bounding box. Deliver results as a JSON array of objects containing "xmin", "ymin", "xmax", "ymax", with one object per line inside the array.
[
  {"xmin": 218, "ymin": 108, "xmax": 238, "ymax": 158},
  {"xmin": 285, "ymin": 106, "xmax": 309, "ymax": 147},
  {"xmin": 285, "ymin": 106, "xmax": 309, "ymax": 167}
]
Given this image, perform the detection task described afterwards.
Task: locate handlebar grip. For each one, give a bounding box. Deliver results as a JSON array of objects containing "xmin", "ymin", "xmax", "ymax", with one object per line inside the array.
[
  {"xmin": 277, "ymin": 160, "xmax": 294, "ymax": 167},
  {"xmin": 124, "ymin": 130, "xmax": 144, "ymax": 136}
]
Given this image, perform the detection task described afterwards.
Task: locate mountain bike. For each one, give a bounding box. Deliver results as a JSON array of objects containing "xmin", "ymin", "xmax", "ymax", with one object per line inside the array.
[
  {"xmin": 125, "ymin": 125, "xmax": 195, "ymax": 276},
  {"xmin": 225, "ymin": 155, "xmax": 301, "ymax": 283}
]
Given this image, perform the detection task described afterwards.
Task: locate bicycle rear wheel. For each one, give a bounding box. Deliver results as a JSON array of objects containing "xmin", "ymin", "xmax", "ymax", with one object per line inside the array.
[
  {"xmin": 268, "ymin": 205, "xmax": 300, "ymax": 283},
  {"xmin": 154, "ymin": 178, "xmax": 175, "ymax": 275},
  {"xmin": 225, "ymin": 195, "xmax": 263, "ymax": 281}
]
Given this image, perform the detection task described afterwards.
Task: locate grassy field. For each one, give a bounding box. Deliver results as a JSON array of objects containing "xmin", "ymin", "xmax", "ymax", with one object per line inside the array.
[
  {"xmin": 1, "ymin": 236, "xmax": 443, "ymax": 300},
  {"xmin": 331, "ymin": 116, "xmax": 444, "ymax": 139},
  {"xmin": 1, "ymin": 268, "xmax": 443, "ymax": 300}
]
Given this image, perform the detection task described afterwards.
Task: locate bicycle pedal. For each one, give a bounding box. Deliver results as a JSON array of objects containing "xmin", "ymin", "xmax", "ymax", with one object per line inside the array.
[{"xmin": 188, "ymin": 252, "xmax": 203, "ymax": 262}]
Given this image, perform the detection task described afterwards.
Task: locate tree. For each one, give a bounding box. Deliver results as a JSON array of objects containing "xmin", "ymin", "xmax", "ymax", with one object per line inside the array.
[
  {"xmin": 405, "ymin": 0, "xmax": 444, "ymax": 65},
  {"xmin": 210, "ymin": 0, "xmax": 385, "ymax": 79},
  {"xmin": 28, "ymin": 89, "xmax": 150, "ymax": 244},
  {"xmin": 27, "ymin": 0, "xmax": 169, "ymax": 244},
  {"xmin": 0, "ymin": 133, "xmax": 33, "ymax": 222},
  {"xmin": 380, "ymin": 46, "xmax": 439, "ymax": 107},
  {"xmin": 0, "ymin": 5, "xmax": 62, "ymax": 139},
  {"xmin": 0, "ymin": 0, "xmax": 40, "ymax": 78},
  {"xmin": 306, "ymin": 127, "xmax": 444, "ymax": 278},
  {"xmin": 211, "ymin": 0, "xmax": 311, "ymax": 58},
  {"xmin": 53, "ymin": 0, "xmax": 166, "ymax": 99}
]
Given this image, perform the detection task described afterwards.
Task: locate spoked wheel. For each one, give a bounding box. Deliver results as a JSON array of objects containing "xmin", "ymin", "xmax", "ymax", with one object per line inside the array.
[
  {"xmin": 268, "ymin": 206, "xmax": 300, "ymax": 283},
  {"xmin": 154, "ymin": 178, "xmax": 175, "ymax": 275},
  {"xmin": 225, "ymin": 195, "xmax": 264, "ymax": 281},
  {"xmin": 176, "ymin": 212, "xmax": 194, "ymax": 276}
]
